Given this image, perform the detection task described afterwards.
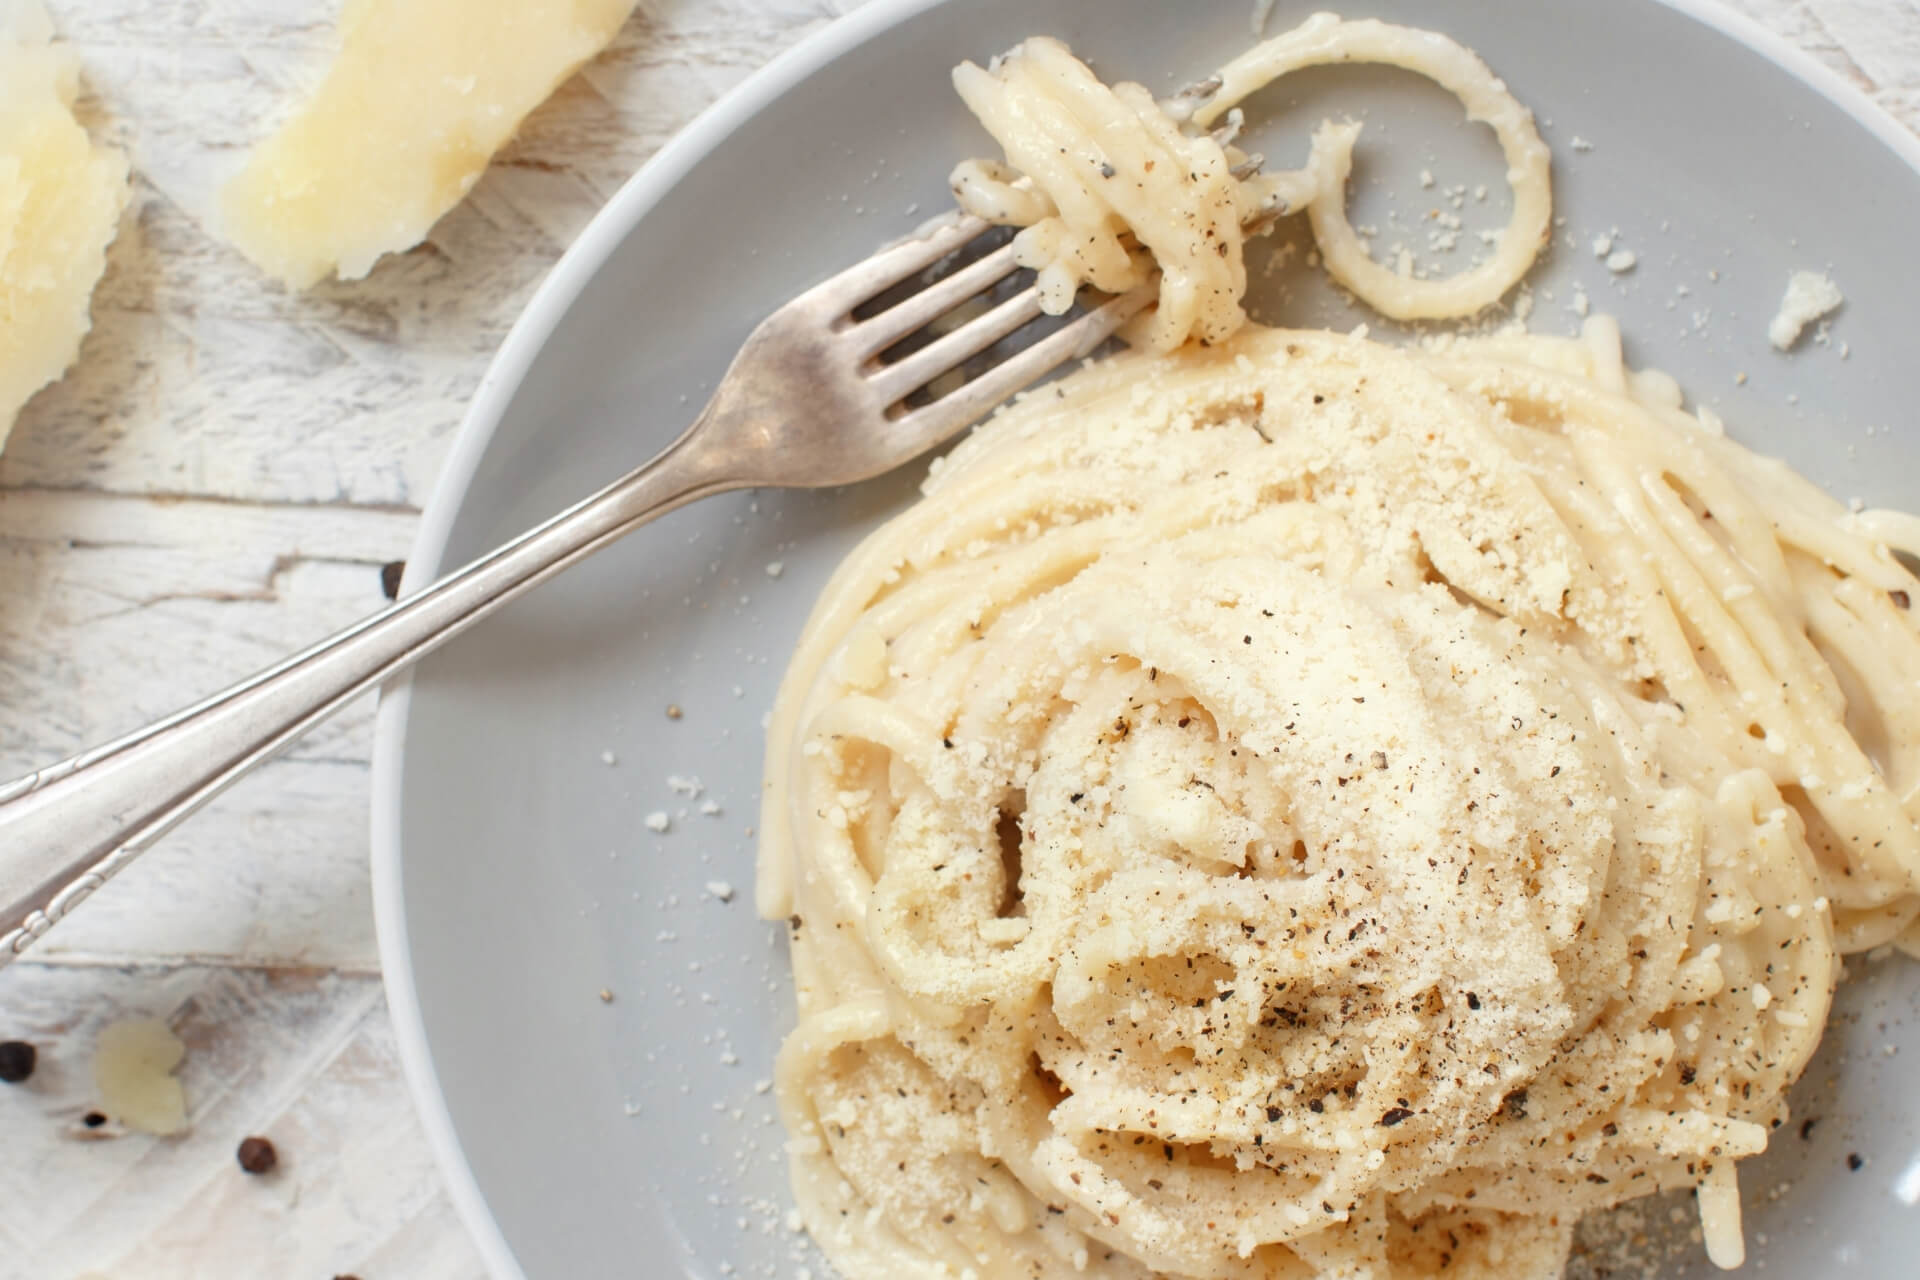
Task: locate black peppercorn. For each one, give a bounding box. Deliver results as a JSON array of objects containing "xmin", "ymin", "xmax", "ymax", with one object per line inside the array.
[
  {"xmin": 237, "ymin": 1135, "xmax": 278, "ymax": 1174},
  {"xmin": 0, "ymin": 1040, "xmax": 35, "ymax": 1084},
  {"xmin": 82, "ymin": 1110, "xmax": 107, "ymax": 1128}
]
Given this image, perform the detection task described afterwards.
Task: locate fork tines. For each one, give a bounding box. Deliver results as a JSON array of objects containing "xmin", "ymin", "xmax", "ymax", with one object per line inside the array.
[
  {"xmin": 810, "ymin": 135, "xmax": 1272, "ymax": 430},
  {"xmin": 808, "ymin": 213, "xmax": 1148, "ymax": 426}
]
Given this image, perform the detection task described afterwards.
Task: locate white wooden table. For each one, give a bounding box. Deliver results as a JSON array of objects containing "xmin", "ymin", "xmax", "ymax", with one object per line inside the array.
[{"xmin": 0, "ymin": 1, "xmax": 1913, "ymax": 1276}]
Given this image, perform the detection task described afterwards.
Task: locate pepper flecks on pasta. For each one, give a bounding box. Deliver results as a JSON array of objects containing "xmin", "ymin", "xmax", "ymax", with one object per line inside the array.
[{"xmin": 759, "ymin": 322, "xmax": 1920, "ymax": 1276}]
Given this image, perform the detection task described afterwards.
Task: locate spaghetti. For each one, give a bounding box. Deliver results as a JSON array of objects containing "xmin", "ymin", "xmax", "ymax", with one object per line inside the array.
[
  {"xmin": 948, "ymin": 13, "xmax": 1551, "ymax": 349},
  {"xmin": 757, "ymin": 13, "xmax": 1918, "ymax": 1279}
]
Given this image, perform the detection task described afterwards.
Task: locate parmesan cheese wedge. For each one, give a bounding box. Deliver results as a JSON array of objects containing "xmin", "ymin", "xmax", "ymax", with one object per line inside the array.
[
  {"xmin": 0, "ymin": 0, "xmax": 129, "ymax": 452},
  {"xmin": 222, "ymin": 0, "xmax": 637, "ymax": 288}
]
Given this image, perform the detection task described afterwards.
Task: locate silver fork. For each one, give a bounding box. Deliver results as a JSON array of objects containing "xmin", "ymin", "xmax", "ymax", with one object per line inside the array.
[{"xmin": 0, "ymin": 212, "xmax": 1155, "ymax": 965}]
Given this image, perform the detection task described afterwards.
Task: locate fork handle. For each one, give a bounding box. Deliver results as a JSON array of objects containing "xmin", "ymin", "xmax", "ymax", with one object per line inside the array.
[{"xmin": 0, "ymin": 423, "xmax": 740, "ymax": 966}]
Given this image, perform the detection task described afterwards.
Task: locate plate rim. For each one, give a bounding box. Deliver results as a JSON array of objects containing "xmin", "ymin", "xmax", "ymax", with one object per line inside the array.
[{"xmin": 367, "ymin": 3, "xmax": 1920, "ymax": 1276}]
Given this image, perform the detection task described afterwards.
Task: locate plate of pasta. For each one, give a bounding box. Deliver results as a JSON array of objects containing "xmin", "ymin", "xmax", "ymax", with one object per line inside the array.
[{"xmin": 370, "ymin": 2, "xmax": 1920, "ymax": 1278}]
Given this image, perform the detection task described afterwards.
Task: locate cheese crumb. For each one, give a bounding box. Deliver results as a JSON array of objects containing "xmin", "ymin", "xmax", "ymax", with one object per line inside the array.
[
  {"xmin": 94, "ymin": 1018, "xmax": 187, "ymax": 1136},
  {"xmin": 706, "ymin": 880, "xmax": 736, "ymax": 903},
  {"xmin": 0, "ymin": 1, "xmax": 129, "ymax": 450},
  {"xmin": 1606, "ymin": 248, "xmax": 1637, "ymax": 274},
  {"xmin": 1767, "ymin": 270, "xmax": 1843, "ymax": 350},
  {"xmin": 644, "ymin": 810, "xmax": 671, "ymax": 833}
]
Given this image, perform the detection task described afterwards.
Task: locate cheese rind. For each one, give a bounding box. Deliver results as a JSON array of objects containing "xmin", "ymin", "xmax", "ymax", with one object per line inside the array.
[
  {"xmin": 0, "ymin": 3, "xmax": 129, "ymax": 452},
  {"xmin": 222, "ymin": 0, "xmax": 637, "ymax": 289}
]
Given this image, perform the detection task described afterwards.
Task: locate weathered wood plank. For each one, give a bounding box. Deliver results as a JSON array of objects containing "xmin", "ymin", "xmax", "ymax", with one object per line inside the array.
[
  {"xmin": 15, "ymin": 759, "xmax": 384, "ymax": 969},
  {"xmin": 0, "ymin": 963, "xmax": 483, "ymax": 1278},
  {"xmin": 1, "ymin": 492, "xmax": 412, "ymax": 967},
  {"xmin": 0, "ymin": 490, "xmax": 412, "ymax": 756}
]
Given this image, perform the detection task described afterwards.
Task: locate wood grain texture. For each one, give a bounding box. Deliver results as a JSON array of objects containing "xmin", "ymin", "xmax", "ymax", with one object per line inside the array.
[
  {"xmin": 0, "ymin": 0, "xmax": 1911, "ymax": 1276},
  {"xmin": 0, "ymin": 964, "xmax": 464, "ymax": 1280}
]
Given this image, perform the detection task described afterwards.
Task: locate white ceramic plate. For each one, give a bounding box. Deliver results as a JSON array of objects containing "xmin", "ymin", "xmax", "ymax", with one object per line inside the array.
[{"xmin": 371, "ymin": 1, "xmax": 1920, "ymax": 1275}]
